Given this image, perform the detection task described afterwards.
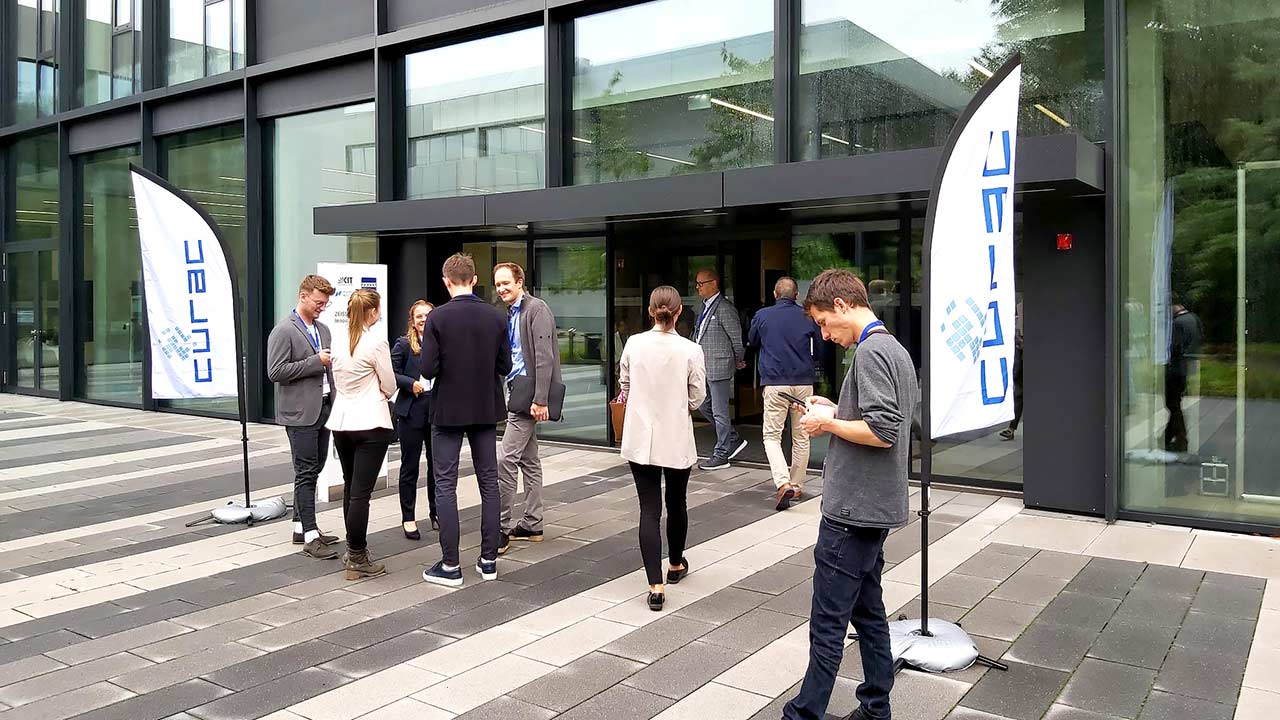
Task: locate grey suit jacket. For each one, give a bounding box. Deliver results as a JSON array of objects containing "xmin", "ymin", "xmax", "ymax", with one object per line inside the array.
[
  {"xmin": 266, "ymin": 314, "xmax": 335, "ymax": 427},
  {"xmin": 514, "ymin": 294, "xmax": 563, "ymax": 410},
  {"xmin": 696, "ymin": 295, "xmax": 745, "ymax": 382}
]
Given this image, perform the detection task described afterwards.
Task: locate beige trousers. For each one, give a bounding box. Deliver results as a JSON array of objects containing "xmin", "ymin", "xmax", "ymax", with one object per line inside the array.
[{"xmin": 761, "ymin": 384, "xmax": 813, "ymax": 490}]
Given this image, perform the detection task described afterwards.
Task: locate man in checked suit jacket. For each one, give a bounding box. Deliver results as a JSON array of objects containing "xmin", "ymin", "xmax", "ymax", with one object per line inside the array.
[{"xmin": 693, "ymin": 268, "xmax": 747, "ymax": 470}]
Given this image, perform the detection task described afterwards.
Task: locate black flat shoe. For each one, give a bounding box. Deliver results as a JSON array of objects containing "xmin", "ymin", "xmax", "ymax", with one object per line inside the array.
[
  {"xmin": 648, "ymin": 592, "xmax": 665, "ymax": 611},
  {"xmin": 403, "ymin": 523, "xmax": 421, "ymax": 541},
  {"xmin": 667, "ymin": 565, "xmax": 688, "ymax": 584}
]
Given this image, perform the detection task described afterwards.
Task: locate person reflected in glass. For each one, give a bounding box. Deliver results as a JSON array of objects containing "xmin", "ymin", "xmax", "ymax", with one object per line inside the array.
[
  {"xmin": 392, "ymin": 300, "xmax": 438, "ymax": 540},
  {"xmin": 619, "ymin": 286, "xmax": 707, "ymax": 611},
  {"xmin": 1164, "ymin": 301, "xmax": 1202, "ymax": 454},
  {"xmin": 327, "ymin": 289, "xmax": 397, "ymax": 580},
  {"xmin": 1000, "ymin": 301, "xmax": 1024, "ymax": 441}
]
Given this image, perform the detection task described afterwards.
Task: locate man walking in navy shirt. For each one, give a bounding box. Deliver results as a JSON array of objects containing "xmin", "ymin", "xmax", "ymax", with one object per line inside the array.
[{"xmin": 749, "ymin": 277, "xmax": 820, "ymax": 510}]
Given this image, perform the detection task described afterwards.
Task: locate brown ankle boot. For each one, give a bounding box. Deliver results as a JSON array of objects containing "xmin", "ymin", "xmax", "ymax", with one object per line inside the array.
[{"xmin": 343, "ymin": 549, "xmax": 386, "ymax": 580}]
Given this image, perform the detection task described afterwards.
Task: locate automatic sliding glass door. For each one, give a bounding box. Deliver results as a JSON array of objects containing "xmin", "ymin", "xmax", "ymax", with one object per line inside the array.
[{"xmin": 6, "ymin": 249, "xmax": 60, "ymax": 396}]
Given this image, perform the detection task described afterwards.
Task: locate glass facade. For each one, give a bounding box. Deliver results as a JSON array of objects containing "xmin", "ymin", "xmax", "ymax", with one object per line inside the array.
[
  {"xmin": 77, "ymin": 145, "xmax": 142, "ymax": 404},
  {"xmin": 534, "ymin": 237, "xmax": 608, "ymax": 443},
  {"xmin": 798, "ymin": 0, "xmax": 1104, "ymax": 160},
  {"xmin": 404, "ymin": 28, "xmax": 545, "ymax": 199},
  {"xmin": 572, "ymin": 0, "xmax": 775, "ymax": 184},
  {"xmin": 1120, "ymin": 0, "xmax": 1280, "ymax": 526},
  {"xmin": 5, "ymin": 0, "xmax": 1280, "ymax": 532},
  {"xmin": 166, "ymin": 0, "xmax": 245, "ymax": 85},
  {"xmin": 82, "ymin": 0, "xmax": 140, "ymax": 107},
  {"xmin": 13, "ymin": 0, "xmax": 60, "ymax": 123},
  {"xmin": 158, "ymin": 124, "xmax": 244, "ymax": 414}
]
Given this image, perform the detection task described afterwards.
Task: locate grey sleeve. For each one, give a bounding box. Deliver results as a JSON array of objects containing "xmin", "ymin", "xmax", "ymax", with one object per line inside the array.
[
  {"xmin": 856, "ymin": 345, "xmax": 905, "ymax": 446},
  {"xmin": 531, "ymin": 303, "xmax": 558, "ymax": 406},
  {"xmin": 266, "ymin": 325, "xmax": 322, "ymax": 383},
  {"xmin": 721, "ymin": 303, "xmax": 745, "ymax": 363}
]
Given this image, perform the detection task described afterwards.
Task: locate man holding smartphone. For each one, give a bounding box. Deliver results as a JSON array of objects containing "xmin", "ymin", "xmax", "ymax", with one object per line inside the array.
[
  {"xmin": 267, "ymin": 275, "xmax": 341, "ymax": 561},
  {"xmin": 782, "ymin": 269, "xmax": 917, "ymax": 720},
  {"xmin": 748, "ymin": 276, "xmax": 820, "ymax": 510}
]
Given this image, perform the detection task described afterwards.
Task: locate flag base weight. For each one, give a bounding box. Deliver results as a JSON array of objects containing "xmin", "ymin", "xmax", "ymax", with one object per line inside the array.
[
  {"xmin": 186, "ymin": 496, "xmax": 289, "ymax": 527},
  {"xmin": 849, "ymin": 619, "xmax": 1009, "ymax": 674}
]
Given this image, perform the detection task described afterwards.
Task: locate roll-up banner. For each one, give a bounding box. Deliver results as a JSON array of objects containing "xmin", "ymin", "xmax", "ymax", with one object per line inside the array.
[
  {"xmin": 131, "ymin": 167, "xmax": 240, "ymax": 400},
  {"xmin": 926, "ymin": 58, "xmax": 1022, "ymax": 439}
]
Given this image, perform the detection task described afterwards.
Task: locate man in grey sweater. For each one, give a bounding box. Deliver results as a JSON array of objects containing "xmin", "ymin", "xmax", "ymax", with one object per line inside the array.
[{"xmin": 783, "ymin": 269, "xmax": 918, "ymax": 720}]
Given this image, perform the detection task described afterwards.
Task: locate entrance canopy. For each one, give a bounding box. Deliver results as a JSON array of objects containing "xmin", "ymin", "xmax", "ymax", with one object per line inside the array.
[{"xmin": 312, "ymin": 134, "xmax": 1103, "ymax": 237}]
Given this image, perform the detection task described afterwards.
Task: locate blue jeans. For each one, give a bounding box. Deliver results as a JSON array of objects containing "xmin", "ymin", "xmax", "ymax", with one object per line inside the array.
[
  {"xmin": 698, "ymin": 377, "xmax": 737, "ymax": 458},
  {"xmin": 784, "ymin": 519, "xmax": 894, "ymax": 720}
]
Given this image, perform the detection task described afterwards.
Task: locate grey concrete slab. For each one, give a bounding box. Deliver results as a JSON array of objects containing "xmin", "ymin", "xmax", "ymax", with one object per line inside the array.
[
  {"xmin": 953, "ymin": 549, "xmax": 1031, "ymax": 582},
  {"xmin": 1132, "ymin": 565, "xmax": 1203, "ymax": 598},
  {"xmin": 188, "ymin": 667, "xmax": 352, "ymax": 720},
  {"xmin": 990, "ymin": 571, "xmax": 1071, "ymax": 607},
  {"xmin": 319, "ymin": 630, "xmax": 452, "ymax": 679},
  {"xmin": 0, "ymin": 681, "xmax": 134, "ymax": 720},
  {"xmin": 200, "ymin": 639, "xmax": 350, "ymax": 692},
  {"xmin": 762, "ymin": 578, "xmax": 815, "ymax": 617},
  {"xmin": 62, "ymin": 679, "xmax": 231, "ymax": 720},
  {"xmin": 959, "ymin": 661, "xmax": 1070, "ymax": 720},
  {"xmin": 600, "ymin": 615, "xmax": 717, "ymax": 664},
  {"xmin": 1110, "ymin": 590, "xmax": 1193, "ymax": 629},
  {"xmin": 1064, "ymin": 558, "xmax": 1145, "ymax": 600},
  {"xmin": 673, "ymin": 586, "xmax": 772, "ymax": 626},
  {"xmin": 1004, "ymin": 621, "xmax": 1099, "ymax": 673},
  {"xmin": 1190, "ymin": 579, "xmax": 1264, "ymax": 619},
  {"xmin": 928, "ymin": 573, "xmax": 1002, "ymax": 609},
  {"xmin": 1019, "ymin": 551, "xmax": 1091, "ymax": 581},
  {"xmin": 1087, "ymin": 619, "xmax": 1179, "ymax": 670},
  {"xmin": 554, "ymin": 684, "xmax": 675, "ymax": 720},
  {"xmin": 1137, "ymin": 690, "xmax": 1234, "ymax": 720},
  {"xmin": 510, "ymin": 651, "xmax": 644, "ymax": 713},
  {"xmin": 732, "ymin": 561, "xmax": 814, "ymax": 596},
  {"xmin": 1036, "ymin": 592, "xmax": 1121, "ymax": 634},
  {"xmin": 0, "ymin": 651, "xmax": 152, "ymax": 707},
  {"xmin": 959, "ymin": 597, "xmax": 1043, "ymax": 642},
  {"xmin": 1153, "ymin": 644, "xmax": 1246, "ymax": 705},
  {"xmin": 622, "ymin": 640, "xmax": 748, "ymax": 700},
  {"xmin": 457, "ymin": 695, "xmax": 558, "ymax": 720},
  {"xmin": 1056, "ymin": 658, "xmax": 1156, "ymax": 718},
  {"xmin": 1174, "ymin": 610, "xmax": 1256, "ymax": 656},
  {"xmin": 700, "ymin": 608, "xmax": 806, "ymax": 654}
]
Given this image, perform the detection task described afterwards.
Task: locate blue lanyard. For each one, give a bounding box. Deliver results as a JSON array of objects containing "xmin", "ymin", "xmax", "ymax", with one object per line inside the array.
[
  {"xmin": 858, "ymin": 320, "xmax": 885, "ymax": 345},
  {"xmin": 293, "ymin": 311, "xmax": 321, "ymax": 351}
]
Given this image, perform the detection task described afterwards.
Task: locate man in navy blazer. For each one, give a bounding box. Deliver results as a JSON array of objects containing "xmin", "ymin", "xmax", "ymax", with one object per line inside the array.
[{"xmin": 419, "ymin": 253, "xmax": 511, "ymax": 587}]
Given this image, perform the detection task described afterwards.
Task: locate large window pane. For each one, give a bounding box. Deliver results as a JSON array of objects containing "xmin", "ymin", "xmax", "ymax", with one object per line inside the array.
[
  {"xmin": 572, "ymin": 0, "xmax": 774, "ymax": 185},
  {"xmin": 270, "ymin": 102, "xmax": 377, "ymax": 370},
  {"xmin": 159, "ymin": 125, "xmax": 246, "ymax": 415},
  {"xmin": 13, "ymin": 0, "xmax": 60, "ymax": 123},
  {"xmin": 165, "ymin": 0, "xmax": 244, "ymax": 86},
  {"xmin": 14, "ymin": 132, "xmax": 59, "ymax": 245},
  {"xmin": 78, "ymin": 146, "xmax": 142, "ymax": 404},
  {"xmin": 797, "ymin": 0, "xmax": 1103, "ymax": 160},
  {"xmin": 82, "ymin": 0, "xmax": 138, "ymax": 107},
  {"xmin": 405, "ymin": 28, "xmax": 545, "ymax": 199},
  {"xmin": 534, "ymin": 237, "xmax": 608, "ymax": 443},
  {"xmin": 1121, "ymin": 1, "xmax": 1280, "ymax": 528}
]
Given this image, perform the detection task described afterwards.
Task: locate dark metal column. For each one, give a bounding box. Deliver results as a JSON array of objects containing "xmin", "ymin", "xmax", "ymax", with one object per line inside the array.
[
  {"xmin": 1103, "ymin": 0, "xmax": 1123, "ymax": 522},
  {"xmin": 773, "ymin": 0, "xmax": 797, "ymax": 163},
  {"xmin": 60, "ymin": 0, "xmax": 82, "ymax": 113},
  {"xmin": 139, "ymin": 103, "xmax": 158, "ymax": 410},
  {"xmin": 140, "ymin": 0, "xmax": 161, "ymax": 91},
  {"xmin": 545, "ymin": 9, "xmax": 568, "ymax": 188},
  {"xmin": 0, "ymin": 0, "xmax": 15, "ymax": 127},
  {"xmin": 57, "ymin": 122, "xmax": 75, "ymax": 400},
  {"xmin": 244, "ymin": 80, "xmax": 266, "ymax": 421}
]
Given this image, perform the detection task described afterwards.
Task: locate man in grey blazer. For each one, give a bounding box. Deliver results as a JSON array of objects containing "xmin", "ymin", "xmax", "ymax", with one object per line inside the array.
[
  {"xmin": 694, "ymin": 268, "xmax": 747, "ymax": 470},
  {"xmin": 494, "ymin": 262, "xmax": 562, "ymax": 553},
  {"xmin": 267, "ymin": 275, "xmax": 340, "ymax": 560}
]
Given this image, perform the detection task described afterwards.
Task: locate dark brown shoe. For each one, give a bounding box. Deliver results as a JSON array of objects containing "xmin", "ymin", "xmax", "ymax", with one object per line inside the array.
[
  {"xmin": 300, "ymin": 538, "xmax": 338, "ymax": 560},
  {"xmin": 775, "ymin": 484, "xmax": 798, "ymax": 511},
  {"xmin": 343, "ymin": 550, "xmax": 386, "ymax": 580},
  {"xmin": 293, "ymin": 531, "xmax": 340, "ymax": 545}
]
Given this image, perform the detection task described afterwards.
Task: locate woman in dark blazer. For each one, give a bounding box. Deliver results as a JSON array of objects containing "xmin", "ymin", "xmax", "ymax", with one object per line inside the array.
[{"xmin": 392, "ymin": 300, "xmax": 437, "ymax": 540}]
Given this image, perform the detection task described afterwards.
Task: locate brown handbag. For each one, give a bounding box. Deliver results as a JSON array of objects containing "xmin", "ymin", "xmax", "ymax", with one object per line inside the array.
[{"xmin": 609, "ymin": 394, "xmax": 626, "ymax": 441}]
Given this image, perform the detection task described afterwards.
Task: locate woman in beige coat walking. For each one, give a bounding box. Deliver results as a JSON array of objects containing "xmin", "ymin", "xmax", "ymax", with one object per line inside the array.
[{"xmin": 619, "ymin": 286, "xmax": 707, "ymax": 611}]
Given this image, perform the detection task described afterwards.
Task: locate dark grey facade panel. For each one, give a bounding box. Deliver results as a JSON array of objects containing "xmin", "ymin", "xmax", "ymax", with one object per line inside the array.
[
  {"xmin": 255, "ymin": 0, "xmax": 376, "ymax": 63},
  {"xmin": 1022, "ymin": 195, "xmax": 1107, "ymax": 516},
  {"xmin": 255, "ymin": 60, "xmax": 375, "ymax": 119},
  {"xmin": 152, "ymin": 87, "xmax": 246, "ymax": 136},
  {"xmin": 386, "ymin": 0, "xmax": 542, "ymax": 33},
  {"xmin": 315, "ymin": 196, "xmax": 486, "ymax": 235},
  {"xmin": 67, "ymin": 111, "xmax": 142, "ymax": 154},
  {"xmin": 485, "ymin": 173, "xmax": 723, "ymax": 225}
]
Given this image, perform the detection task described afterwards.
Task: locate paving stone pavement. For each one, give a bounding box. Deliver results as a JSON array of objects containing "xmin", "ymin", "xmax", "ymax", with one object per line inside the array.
[{"xmin": 0, "ymin": 395, "xmax": 1277, "ymax": 720}]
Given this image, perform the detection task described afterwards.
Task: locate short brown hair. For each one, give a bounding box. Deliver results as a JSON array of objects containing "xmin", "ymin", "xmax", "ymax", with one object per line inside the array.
[
  {"xmin": 298, "ymin": 274, "xmax": 335, "ymax": 297},
  {"xmin": 442, "ymin": 253, "xmax": 477, "ymax": 284},
  {"xmin": 804, "ymin": 269, "xmax": 869, "ymax": 312},
  {"xmin": 493, "ymin": 262, "xmax": 525, "ymax": 284}
]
